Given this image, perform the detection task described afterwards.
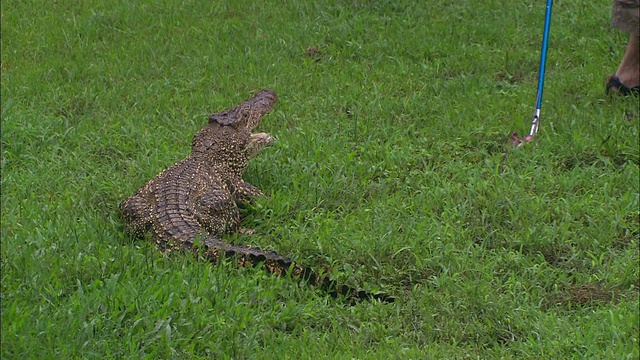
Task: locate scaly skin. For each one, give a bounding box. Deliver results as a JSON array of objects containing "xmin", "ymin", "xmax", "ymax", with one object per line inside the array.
[{"xmin": 120, "ymin": 89, "xmax": 393, "ymax": 303}]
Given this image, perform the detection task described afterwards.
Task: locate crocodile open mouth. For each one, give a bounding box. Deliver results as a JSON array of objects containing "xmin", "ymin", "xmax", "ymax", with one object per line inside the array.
[
  {"xmin": 250, "ymin": 132, "xmax": 274, "ymax": 144},
  {"xmin": 247, "ymin": 132, "xmax": 274, "ymax": 157}
]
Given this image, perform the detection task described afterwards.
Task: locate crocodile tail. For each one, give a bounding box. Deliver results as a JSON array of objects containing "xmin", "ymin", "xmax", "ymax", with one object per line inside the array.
[{"xmin": 198, "ymin": 236, "xmax": 394, "ymax": 304}]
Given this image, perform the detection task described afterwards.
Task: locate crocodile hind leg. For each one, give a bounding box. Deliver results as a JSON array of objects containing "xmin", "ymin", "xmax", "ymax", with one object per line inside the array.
[
  {"xmin": 192, "ymin": 184, "xmax": 242, "ymax": 235},
  {"xmin": 119, "ymin": 192, "xmax": 154, "ymax": 238}
]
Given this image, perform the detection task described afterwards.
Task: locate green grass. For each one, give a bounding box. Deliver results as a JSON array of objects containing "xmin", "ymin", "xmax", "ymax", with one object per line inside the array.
[{"xmin": 2, "ymin": 0, "xmax": 638, "ymax": 358}]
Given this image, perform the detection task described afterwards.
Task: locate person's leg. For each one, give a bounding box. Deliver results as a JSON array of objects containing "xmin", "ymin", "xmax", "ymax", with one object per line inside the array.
[
  {"xmin": 614, "ymin": 34, "xmax": 640, "ymax": 88},
  {"xmin": 608, "ymin": 0, "xmax": 640, "ymax": 95}
]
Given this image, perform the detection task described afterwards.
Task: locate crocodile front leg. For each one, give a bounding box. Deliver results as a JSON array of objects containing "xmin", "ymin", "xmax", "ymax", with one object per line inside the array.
[
  {"xmin": 231, "ymin": 179, "xmax": 265, "ymax": 204},
  {"xmin": 231, "ymin": 132, "xmax": 273, "ymax": 204}
]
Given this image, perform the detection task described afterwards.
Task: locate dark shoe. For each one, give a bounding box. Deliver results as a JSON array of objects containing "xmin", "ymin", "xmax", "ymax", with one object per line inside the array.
[{"xmin": 606, "ymin": 75, "xmax": 640, "ymax": 96}]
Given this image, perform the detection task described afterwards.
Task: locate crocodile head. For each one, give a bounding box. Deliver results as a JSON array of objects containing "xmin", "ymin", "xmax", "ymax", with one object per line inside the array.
[
  {"xmin": 208, "ymin": 89, "xmax": 278, "ymax": 131},
  {"xmin": 191, "ymin": 89, "xmax": 277, "ymax": 165}
]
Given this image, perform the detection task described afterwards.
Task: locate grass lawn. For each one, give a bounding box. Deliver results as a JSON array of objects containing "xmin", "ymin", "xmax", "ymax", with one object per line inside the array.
[{"xmin": 2, "ymin": 0, "xmax": 638, "ymax": 358}]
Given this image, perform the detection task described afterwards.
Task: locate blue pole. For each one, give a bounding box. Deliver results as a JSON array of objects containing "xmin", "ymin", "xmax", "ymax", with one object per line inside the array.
[{"xmin": 529, "ymin": 0, "xmax": 553, "ymax": 137}]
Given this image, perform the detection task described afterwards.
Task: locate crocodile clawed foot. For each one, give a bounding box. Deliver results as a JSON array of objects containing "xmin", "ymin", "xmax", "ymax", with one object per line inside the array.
[{"xmin": 238, "ymin": 227, "xmax": 256, "ymax": 235}]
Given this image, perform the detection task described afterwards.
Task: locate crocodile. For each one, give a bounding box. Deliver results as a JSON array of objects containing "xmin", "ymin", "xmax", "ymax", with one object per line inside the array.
[{"xmin": 119, "ymin": 89, "xmax": 393, "ymax": 303}]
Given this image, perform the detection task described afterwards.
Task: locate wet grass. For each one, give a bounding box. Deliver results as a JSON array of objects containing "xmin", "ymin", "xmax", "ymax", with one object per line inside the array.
[{"xmin": 2, "ymin": 0, "xmax": 638, "ymax": 358}]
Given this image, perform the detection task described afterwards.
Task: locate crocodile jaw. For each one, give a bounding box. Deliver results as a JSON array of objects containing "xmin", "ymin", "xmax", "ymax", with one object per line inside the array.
[{"xmin": 246, "ymin": 132, "xmax": 274, "ymax": 157}]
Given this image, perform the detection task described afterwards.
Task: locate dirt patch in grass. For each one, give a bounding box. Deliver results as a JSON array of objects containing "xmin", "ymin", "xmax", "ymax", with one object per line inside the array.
[
  {"xmin": 516, "ymin": 242, "xmax": 582, "ymax": 271},
  {"xmin": 544, "ymin": 283, "xmax": 619, "ymax": 310},
  {"xmin": 494, "ymin": 70, "xmax": 527, "ymax": 85}
]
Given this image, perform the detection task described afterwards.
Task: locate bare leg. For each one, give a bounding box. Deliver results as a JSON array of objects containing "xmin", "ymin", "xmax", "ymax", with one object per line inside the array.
[
  {"xmin": 615, "ymin": 34, "xmax": 640, "ymax": 88},
  {"xmin": 608, "ymin": 0, "xmax": 640, "ymax": 94}
]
